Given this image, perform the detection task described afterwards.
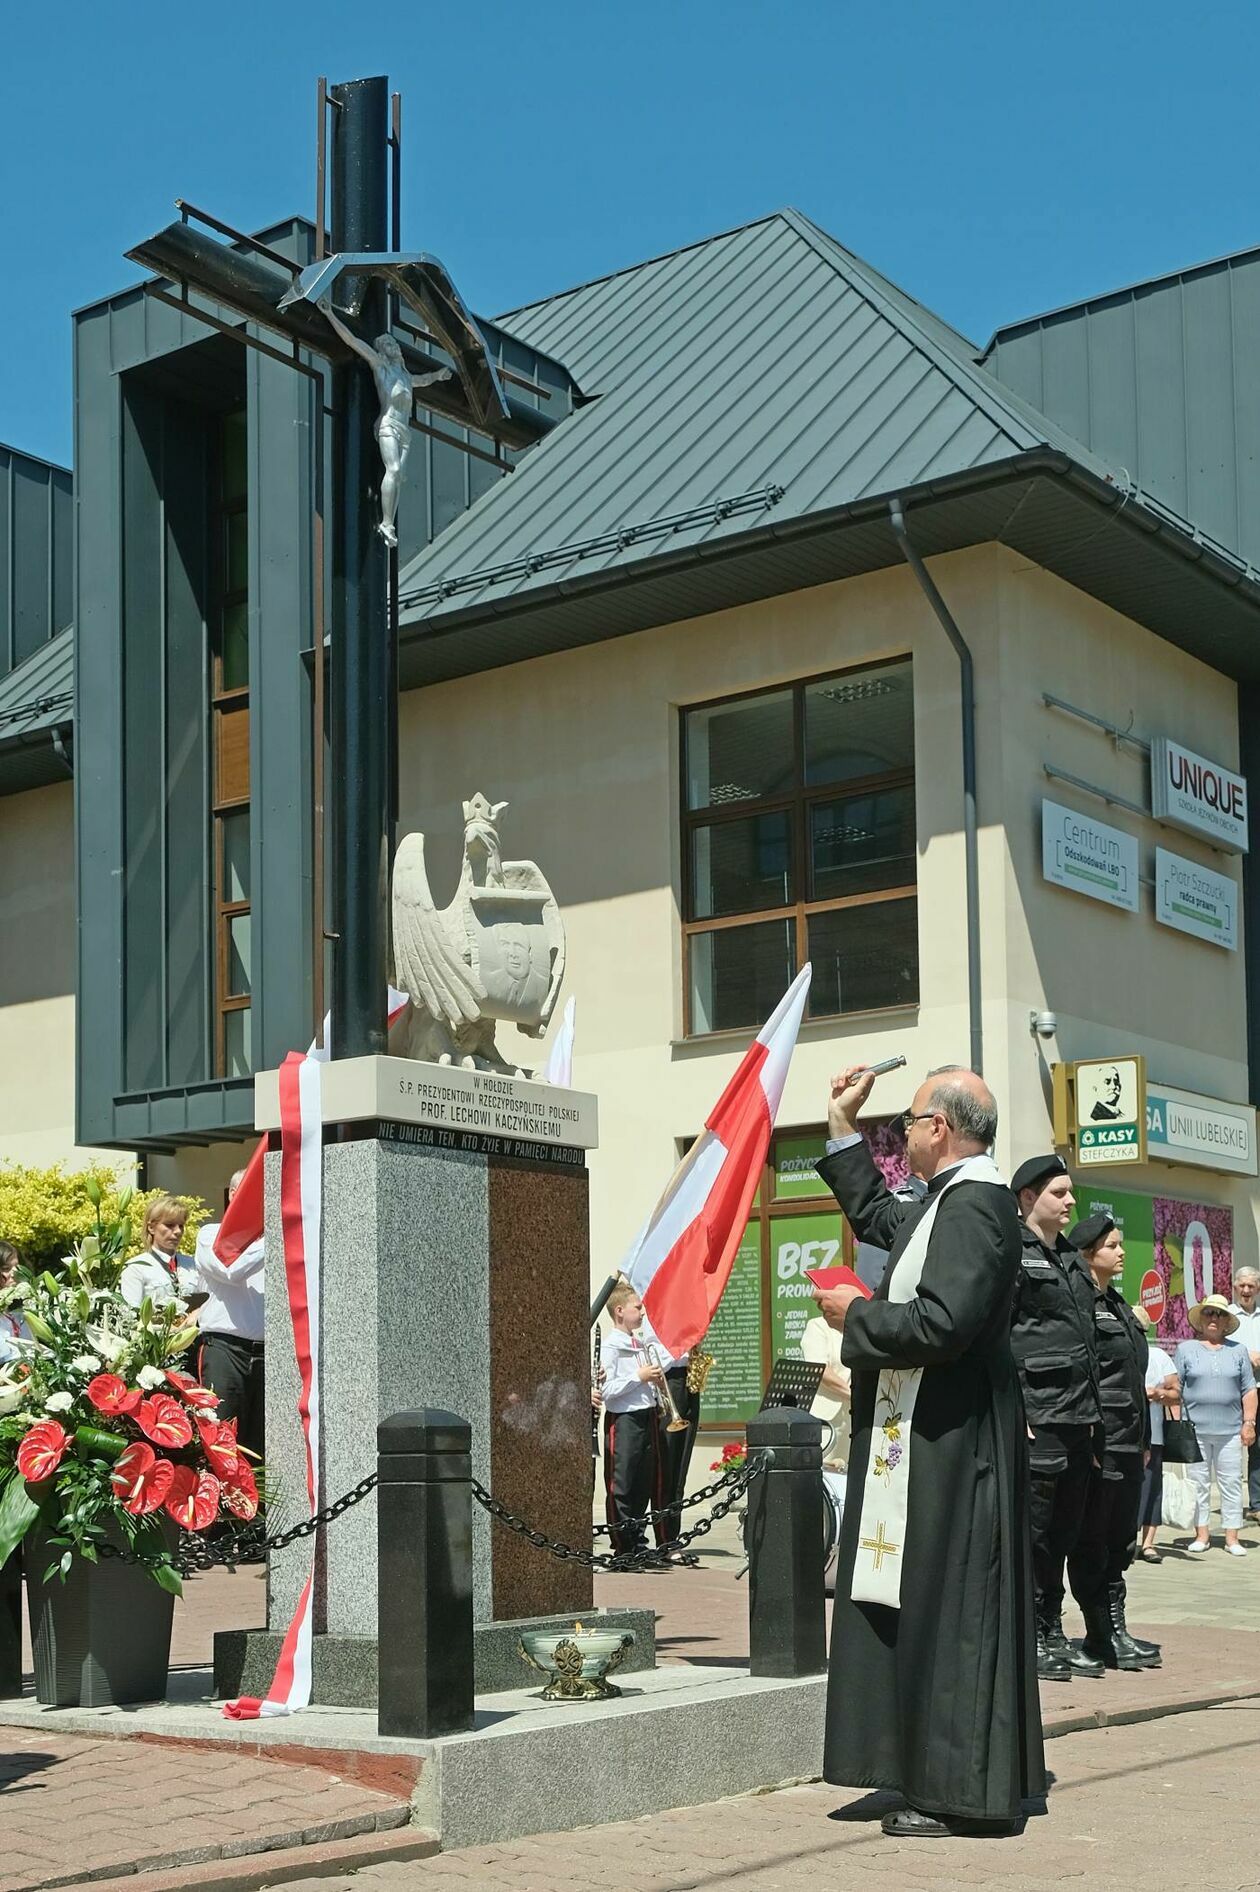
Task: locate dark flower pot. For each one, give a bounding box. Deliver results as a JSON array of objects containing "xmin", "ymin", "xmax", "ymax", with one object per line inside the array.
[{"xmin": 24, "ymin": 1522, "xmax": 175, "ymax": 1707}]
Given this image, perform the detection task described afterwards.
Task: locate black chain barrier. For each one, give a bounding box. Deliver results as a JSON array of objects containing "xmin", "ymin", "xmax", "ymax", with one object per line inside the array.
[
  {"xmin": 92, "ymin": 1454, "xmax": 767, "ymax": 1577},
  {"xmin": 471, "ymin": 1449, "xmax": 770, "ymax": 1573}
]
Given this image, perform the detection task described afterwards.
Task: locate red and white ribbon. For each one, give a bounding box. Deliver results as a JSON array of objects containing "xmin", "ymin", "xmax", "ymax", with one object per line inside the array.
[{"xmin": 223, "ymin": 1051, "xmax": 323, "ymax": 1719}]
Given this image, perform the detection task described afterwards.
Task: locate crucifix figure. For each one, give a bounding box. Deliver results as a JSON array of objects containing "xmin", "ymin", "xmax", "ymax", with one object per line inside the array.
[{"xmin": 317, "ymin": 297, "xmax": 451, "ymax": 547}]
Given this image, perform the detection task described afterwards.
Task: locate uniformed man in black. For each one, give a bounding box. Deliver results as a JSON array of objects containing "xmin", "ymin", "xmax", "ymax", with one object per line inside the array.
[
  {"xmin": 1066, "ymin": 1212, "xmax": 1160, "ymax": 1672},
  {"xmin": 1010, "ymin": 1154, "xmax": 1104, "ymax": 1681}
]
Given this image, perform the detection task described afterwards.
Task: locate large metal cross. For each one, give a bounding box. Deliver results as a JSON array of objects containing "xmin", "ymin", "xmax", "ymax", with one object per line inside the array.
[{"xmin": 125, "ymin": 76, "xmax": 549, "ymax": 1064}]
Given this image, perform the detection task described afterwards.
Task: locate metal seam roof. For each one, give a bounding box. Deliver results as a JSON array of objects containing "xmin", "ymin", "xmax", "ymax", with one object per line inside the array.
[
  {"xmin": 398, "ymin": 207, "xmax": 1134, "ymax": 629},
  {"xmin": 0, "ymin": 627, "xmax": 74, "ymax": 744}
]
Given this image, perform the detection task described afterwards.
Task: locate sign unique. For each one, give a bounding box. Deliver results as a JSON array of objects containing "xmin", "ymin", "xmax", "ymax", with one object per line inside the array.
[
  {"xmin": 1072, "ymin": 1055, "xmax": 1147, "ymax": 1166},
  {"xmin": 1041, "ymin": 799, "xmax": 1139, "ymax": 912},
  {"xmin": 1151, "ymin": 738, "xmax": 1248, "ymax": 853},
  {"xmin": 1139, "ymin": 1268, "xmax": 1166, "ymax": 1325},
  {"xmin": 1154, "ymin": 847, "xmax": 1239, "ymax": 951},
  {"xmin": 1146, "ymin": 1082, "xmax": 1257, "ymax": 1177}
]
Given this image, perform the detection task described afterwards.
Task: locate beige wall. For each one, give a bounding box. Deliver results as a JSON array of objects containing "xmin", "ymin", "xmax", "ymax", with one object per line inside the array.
[
  {"xmin": 0, "ymin": 783, "xmax": 109, "ymax": 1170},
  {"xmin": 401, "ymin": 542, "xmax": 1257, "ymax": 1275}
]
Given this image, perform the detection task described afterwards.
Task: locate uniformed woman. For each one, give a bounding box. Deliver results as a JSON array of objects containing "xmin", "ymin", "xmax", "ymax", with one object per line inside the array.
[{"xmin": 1066, "ymin": 1212, "xmax": 1160, "ymax": 1672}]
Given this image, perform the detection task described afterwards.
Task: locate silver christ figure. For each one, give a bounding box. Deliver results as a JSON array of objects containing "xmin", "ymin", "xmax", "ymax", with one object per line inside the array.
[{"xmin": 319, "ymin": 297, "xmax": 450, "ymax": 547}]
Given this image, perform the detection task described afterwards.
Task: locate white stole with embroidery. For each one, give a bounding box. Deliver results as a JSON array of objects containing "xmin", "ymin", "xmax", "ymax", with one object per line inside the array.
[{"xmin": 849, "ymin": 1153, "xmax": 1008, "ymax": 1609}]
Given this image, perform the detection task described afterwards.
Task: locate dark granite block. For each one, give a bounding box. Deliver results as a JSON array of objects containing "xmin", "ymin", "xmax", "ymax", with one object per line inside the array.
[{"xmin": 487, "ymin": 1162, "xmax": 593, "ymax": 1620}]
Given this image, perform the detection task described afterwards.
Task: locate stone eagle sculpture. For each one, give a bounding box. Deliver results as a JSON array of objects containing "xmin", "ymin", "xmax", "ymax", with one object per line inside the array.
[{"xmin": 391, "ymin": 794, "xmax": 566, "ymax": 1074}]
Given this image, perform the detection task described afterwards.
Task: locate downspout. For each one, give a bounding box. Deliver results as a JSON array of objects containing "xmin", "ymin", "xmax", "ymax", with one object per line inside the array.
[{"xmin": 888, "ymin": 499, "xmax": 983, "ymax": 1076}]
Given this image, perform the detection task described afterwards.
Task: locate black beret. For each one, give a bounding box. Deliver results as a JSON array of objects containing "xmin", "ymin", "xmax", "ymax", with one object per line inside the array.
[
  {"xmin": 1010, "ymin": 1154, "xmax": 1069, "ymax": 1198},
  {"xmin": 1069, "ymin": 1212, "xmax": 1116, "ymax": 1254}
]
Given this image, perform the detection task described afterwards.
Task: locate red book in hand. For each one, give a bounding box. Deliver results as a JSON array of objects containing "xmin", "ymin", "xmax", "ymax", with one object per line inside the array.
[{"xmin": 804, "ymin": 1265, "xmax": 872, "ymax": 1298}]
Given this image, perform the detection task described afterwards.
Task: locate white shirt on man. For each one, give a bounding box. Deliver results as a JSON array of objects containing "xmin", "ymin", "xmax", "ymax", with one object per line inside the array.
[
  {"xmin": 1229, "ymin": 1301, "xmax": 1260, "ymax": 1360},
  {"xmin": 1144, "ymin": 1342, "xmax": 1177, "ymax": 1447},
  {"xmin": 194, "ymin": 1226, "xmax": 265, "ymax": 1343},
  {"xmin": 119, "ymin": 1249, "xmax": 198, "ymax": 1310}
]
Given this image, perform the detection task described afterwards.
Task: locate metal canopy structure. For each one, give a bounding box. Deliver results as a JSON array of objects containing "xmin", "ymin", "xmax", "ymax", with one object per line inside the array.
[
  {"xmin": 125, "ymin": 216, "xmax": 550, "ymax": 452},
  {"xmin": 279, "ymin": 251, "xmax": 511, "ymax": 432}
]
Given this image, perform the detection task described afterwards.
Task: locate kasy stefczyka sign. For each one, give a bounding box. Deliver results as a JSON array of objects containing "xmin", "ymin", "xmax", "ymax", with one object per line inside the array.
[{"xmin": 1053, "ymin": 1056, "xmax": 1148, "ymax": 1167}]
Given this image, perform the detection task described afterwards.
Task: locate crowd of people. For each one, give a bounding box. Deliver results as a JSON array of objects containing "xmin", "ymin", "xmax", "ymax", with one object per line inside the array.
[{"xmin": 804, "ymin": 1061, "xmax": 1260, "ymax": 1840}]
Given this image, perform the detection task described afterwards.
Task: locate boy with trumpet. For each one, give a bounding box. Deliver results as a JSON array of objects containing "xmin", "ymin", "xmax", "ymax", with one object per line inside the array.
[{"xmin": 600, "ymin": 1281, "xmax": 670, "ymax": 1559}]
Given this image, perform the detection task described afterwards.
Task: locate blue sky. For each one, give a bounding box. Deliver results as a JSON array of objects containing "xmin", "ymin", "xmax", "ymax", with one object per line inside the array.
[{"xmin": 6, "ymin": 1, "xmax": 1259, "ymax": 465}]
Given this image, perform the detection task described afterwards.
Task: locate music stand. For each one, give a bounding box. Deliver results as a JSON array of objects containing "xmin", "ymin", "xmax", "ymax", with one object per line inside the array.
[{"xmin": 759, "ymin": 1357, "xmax": 825, "ymax": 1412}]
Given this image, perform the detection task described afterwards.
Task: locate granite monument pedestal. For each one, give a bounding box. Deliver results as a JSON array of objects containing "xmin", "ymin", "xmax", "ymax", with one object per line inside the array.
[{"xmin": 215, "ymin": 1057, "xmax": 608, "ymax": 1707}]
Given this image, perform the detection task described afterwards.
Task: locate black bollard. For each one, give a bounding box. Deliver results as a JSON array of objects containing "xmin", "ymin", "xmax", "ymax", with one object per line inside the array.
[
  {"xmin": 377, "ymin": 1409, "xmax": 474, "ymax": 1738},
  {"xmin": 745, "ymin": 1405, "xmax": 826, "ymax": 1678},
  {"xmin": 0, "ymin": 1551, "xmax": 21, "ymax": 1698}
]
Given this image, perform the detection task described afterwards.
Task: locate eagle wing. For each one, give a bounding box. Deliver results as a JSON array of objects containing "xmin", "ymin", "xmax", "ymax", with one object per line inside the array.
[{"xmin": 392, "ymin": 833, "xmax": 484, "ymax": 1027}]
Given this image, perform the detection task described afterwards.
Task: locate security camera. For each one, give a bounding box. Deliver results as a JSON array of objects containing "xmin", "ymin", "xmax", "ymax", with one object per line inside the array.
[{"xmin": 1029, "ymin": 1011, "xmax": 1058, "ymax": 1039}]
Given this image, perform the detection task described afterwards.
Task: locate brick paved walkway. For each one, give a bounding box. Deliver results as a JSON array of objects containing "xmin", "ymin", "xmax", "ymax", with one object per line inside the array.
[
  {"xmin": 0, "ymin": 1727, "xmax": 412, "ymax": 1890},
  {"xmin": 262, "ymin": 1700, "xmax": 1260, "ymax": 1892}
]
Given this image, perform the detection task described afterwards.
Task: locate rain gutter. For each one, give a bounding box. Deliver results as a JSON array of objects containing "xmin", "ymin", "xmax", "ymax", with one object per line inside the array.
[{"xmin": 888, "ymin": 498, "xmax": 983, "ymax": 1079}]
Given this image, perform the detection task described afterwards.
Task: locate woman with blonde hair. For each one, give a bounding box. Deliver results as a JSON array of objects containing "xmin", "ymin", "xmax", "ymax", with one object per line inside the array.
[{"xmin": 119, "ymin": 1197, "xmax": 199, "ymax": 1310}]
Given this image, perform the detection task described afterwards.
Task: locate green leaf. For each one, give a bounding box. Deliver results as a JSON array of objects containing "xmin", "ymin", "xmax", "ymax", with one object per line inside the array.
[
  {"xmin": 150, "ymin": 1562, "xmax": 182, "ymax": 1597},
  {"xmin": 59, "ymin": 1549, "xmax": 72, "ymax": 1575},
  {"xmin": 0, "ymin": 1473, "xmax": 40, "ymax": 1564}
]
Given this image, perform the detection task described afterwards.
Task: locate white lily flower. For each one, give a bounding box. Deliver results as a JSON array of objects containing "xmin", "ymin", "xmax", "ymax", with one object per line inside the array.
[
  {"xmin": 0, "ymin": 1374, "xmax": 29, "ymax": 1416},
  {"xmin": 85, "ymin": 1325, "xmax": 128, "ymax": 1364},
  {"xmin": 71, "ymin": 1355, "xmax": 102, "ymax": 1374}
]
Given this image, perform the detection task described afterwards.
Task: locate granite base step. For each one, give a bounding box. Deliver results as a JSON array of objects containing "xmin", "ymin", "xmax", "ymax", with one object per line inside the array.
[{"xmin": 214, "ymin": 1606, "xmax": 657, "ymax": 1706}]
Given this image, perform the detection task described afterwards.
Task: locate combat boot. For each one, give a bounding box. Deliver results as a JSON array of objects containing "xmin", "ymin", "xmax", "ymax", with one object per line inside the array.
[
  {"xmin": 1080, "ymin": 1600, "xmax": 1145, "ymax": 1672},
  {"xmin": 1035, "ymin": 1604, "xmax": 1072, "ymax": 1681},
  {"xmin": 1109, "ymin": 1580, "xmax": 1161, "ymax": 1667},
  {"xmin": 1046, "ymin": 1608, "xmax": 1104, "ymax": 1677}
]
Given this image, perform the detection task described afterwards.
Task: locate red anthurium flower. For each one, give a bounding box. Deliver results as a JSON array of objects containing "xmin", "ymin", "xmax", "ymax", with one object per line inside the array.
[
  {"xmin": 197, "ymin": 1414, "xmax": 240, "ymax": 1478},
  {"xmin": 136, "ymin": 1394, "xmax": 193, "ymax": 1449},
  {"xmin": 221, "ymin": 1461, "xmax": 259, "ymax": 1521},
  {"xmin": 86, "ymin": 1374, "xmax": 143, "ymax": 1417},
  {"xmin": 164, "ymin": 1370, "xmax": 220, "ymax": 1410},
  {"xmin": 16, "ymin": 1420, "xmax": 69, "ymax": 1483},
  {"xmin": 111, "ymin": 1442, "xmax": 176, "ymax": 1515},
  {"xmin": 163, "ymin": 1464, "xmax": 222, "ymax": 1531}
]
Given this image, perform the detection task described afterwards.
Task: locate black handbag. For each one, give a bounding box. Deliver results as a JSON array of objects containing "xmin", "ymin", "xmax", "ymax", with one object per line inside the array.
[{"xmin": 1161, "ymin": 1412, "xmax": 1202, "ymax": 1465}]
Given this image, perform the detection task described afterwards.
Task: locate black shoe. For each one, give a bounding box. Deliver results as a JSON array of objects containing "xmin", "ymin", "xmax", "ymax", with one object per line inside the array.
[
  {"xmin": 1035, "ymin": 1612, "xmax": 1072, "ymax": 1682},
  {"xmin": 881, "ymin": 1807, "xmax": 951, "ymax": 1838},
  {"xmin": 1046, "ymin": 1608, "xmax": 1104, "ymax": 1677},
  {"xmin": 1108, "ymin": 1581, "xmax": 1161, "ymax": 1667},
  {"xmin": 1064, "ymin": 1640, "xmax": 1105, "ymax": 1677},
  {"xmin": 1080, "ymin": 1602, "xmax": 1145, "ymax": 1672}
]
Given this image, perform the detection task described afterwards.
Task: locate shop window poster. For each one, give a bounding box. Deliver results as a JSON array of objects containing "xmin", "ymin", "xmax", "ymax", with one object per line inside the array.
[{"xmin": 1152, "ymin": 1197, "xmax": 1233, "ymax": 1344}]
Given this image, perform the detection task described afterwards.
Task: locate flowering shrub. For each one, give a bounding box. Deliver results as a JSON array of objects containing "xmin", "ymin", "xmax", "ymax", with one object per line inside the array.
[
  {"xmin": 0, "ymin": 1162, "xmax": 209, "ymax": 1277},
  {"xmin": 0, "ymin": 1226, "xmax": 256, "ymax": 1593},
  {"xmin": 709, "ymin": 1439, "xmax": 747, "ymax": 1475}
]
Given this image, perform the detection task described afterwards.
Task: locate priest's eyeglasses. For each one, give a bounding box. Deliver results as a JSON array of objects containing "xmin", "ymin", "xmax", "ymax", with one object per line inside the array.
[{"xmin": 899, "ymin": 1110, "xmax": 939, "ymax": 1132}]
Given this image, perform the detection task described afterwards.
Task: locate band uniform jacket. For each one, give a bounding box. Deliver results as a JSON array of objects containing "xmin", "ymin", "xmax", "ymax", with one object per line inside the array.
[
  {"xmin": 815, "ymin": 1142, "xmax": 1045, "ymax": 1825},
  {"xmin": 1090, "ymin": 1283, "xmax": 1150, "ymax": 1457},
  {"xmin": 1010, "ymin": 1228, "xmax": 1103, "ymax": 1436}
]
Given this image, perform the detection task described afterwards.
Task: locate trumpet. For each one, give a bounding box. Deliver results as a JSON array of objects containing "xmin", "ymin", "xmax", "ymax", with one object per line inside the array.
[{"xmin": 643, "ymin": 1342, "xmax": 690, "ymax": 1434}]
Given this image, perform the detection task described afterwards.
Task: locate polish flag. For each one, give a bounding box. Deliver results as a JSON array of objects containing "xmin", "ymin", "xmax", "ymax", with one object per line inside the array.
[
  {"xmin": 213, "ymin": 987, "xmax": 410, "ymax": 1265},
  {"xmin": 212, "ymin": 1134, "xmax": 267, "ymax": 1265},
  {"xmin": 624, "ymin": 965, "xmax": 812, "ymax": 1357}
]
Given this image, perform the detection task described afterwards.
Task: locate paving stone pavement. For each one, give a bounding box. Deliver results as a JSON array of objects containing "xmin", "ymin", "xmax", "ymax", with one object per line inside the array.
[
  {"xmin": 258, "ymin": 1700, "xmax": 1260, "ymax": 1892},
  {"xmin": 0, "ymin": 1727, "xmax": 410, "ymax": 1891}
]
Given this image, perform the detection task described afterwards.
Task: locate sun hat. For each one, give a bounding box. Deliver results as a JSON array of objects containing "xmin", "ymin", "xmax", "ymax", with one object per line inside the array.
[{"xmin": 1188, "ymin": 1294, "xmax": 1240, "ymax": 1336}]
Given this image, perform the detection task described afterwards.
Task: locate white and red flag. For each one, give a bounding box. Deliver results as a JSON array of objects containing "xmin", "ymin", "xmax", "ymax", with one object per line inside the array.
[{"xmin": 623, "ymin": 965, "xmax": 812, "ymax": 1357}]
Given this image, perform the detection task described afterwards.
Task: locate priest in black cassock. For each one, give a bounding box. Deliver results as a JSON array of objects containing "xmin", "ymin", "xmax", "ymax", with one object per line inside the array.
[{"xmin": 812, "ymin": 1063, "xmax": 1045, "ymax": 1839}]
